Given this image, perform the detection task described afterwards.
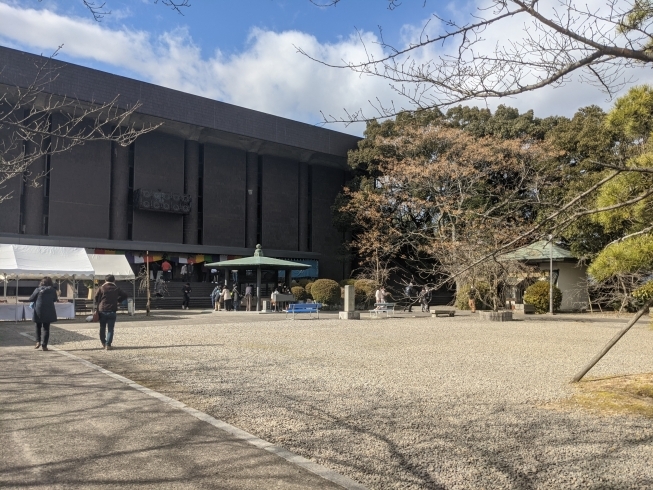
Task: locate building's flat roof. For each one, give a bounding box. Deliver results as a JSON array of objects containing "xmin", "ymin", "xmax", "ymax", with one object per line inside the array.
[
  {"xmin": 0, "ymin": 46, "xmax": 360, "ymax": 158},
  {"xmin": 500, "ymin": 240, "xmax": 576, "ymax": 262}
]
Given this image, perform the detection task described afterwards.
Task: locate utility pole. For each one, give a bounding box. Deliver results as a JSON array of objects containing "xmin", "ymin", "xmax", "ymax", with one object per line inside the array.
[
  {"xmin": 146, "ymin": 251, "xmax": 151, "ymax": 316},
  {"xmin": 549, "ymin": 234, "xmax": 554, "ymax": 315}
]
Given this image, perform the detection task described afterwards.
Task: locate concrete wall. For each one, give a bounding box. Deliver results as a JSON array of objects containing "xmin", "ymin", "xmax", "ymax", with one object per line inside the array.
[
  {"xmin": 48, "ymin": 117, "xmax": 112, "ymax": 239},
  {"xmin": 202, "ymin": 144, "xmax": 247, "ymax": 247},
  {"xmin": 261, "ymin": 155, "xmax": 298, "ymax": 251},
  {"xmin": 536, "ymin": 261, "xmax": 588, "ymax": 311},
  {"xmin": 132, "ymin": 131, "xmax": 185, "ymax": 243},
  {"xmin": 311, "ymin": 165, "xmax": 345, "ymax": 281}
]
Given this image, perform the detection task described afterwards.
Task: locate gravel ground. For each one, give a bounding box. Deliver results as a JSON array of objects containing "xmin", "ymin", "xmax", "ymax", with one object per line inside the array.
[{"xmin": 35, "ymin": 313, "xmax": 653, "ymax": 489}]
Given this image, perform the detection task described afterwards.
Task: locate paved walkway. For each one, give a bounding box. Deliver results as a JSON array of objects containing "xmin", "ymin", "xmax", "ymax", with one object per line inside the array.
[{"xmin": 0, "ymin": 325, "xmax": 364, "ymax": 489}]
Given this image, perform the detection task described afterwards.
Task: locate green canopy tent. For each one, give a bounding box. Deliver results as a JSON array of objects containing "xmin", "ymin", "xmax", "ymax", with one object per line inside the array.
[{"xmin": 205, "ymin": 245, "xmax": 310, "ymax": 311}]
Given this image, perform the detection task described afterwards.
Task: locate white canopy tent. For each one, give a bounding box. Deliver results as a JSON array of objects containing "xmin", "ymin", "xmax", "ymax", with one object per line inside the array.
[
  {"xmin": 87, "ymin": 254, "xmax": 135, "ymax": 280},
  {"xmin": 1, "ymin": 245, "xmax": 136, "ymax": 316},
  {"xmin": 0, "ymin": 244, "xmax": 95, "ymax": 315},
  {"xmin": 0, "ymin": 244, "xmax": 94, "ymax": 280}
]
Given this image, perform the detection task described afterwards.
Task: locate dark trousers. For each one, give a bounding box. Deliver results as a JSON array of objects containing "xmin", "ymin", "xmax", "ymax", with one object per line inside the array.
[
  {"xmin": 225, "ymin": 299, "xmax": 233, "ymax": 311},
  {"xmin": 99, "ymin": 311, "xmax": 117, "ymax": 346},
  {"xmin": 35, "ymin": 323, "xmax": 50, "ymax": 347},
  {"xmin": 183, "ymin": 294, "xmax": 190, "ymax": 308}
]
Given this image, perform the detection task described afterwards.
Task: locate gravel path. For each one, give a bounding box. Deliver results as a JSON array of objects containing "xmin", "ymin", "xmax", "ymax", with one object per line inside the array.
[{"xmin": 36, "ymin": 313, "xmax": 653, "ymax": 489}]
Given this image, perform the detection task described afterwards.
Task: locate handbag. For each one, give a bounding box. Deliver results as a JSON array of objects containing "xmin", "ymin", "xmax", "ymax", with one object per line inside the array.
[{"xmin": 92, "ymin": 310, "xmax": 99, "ymax": 322}]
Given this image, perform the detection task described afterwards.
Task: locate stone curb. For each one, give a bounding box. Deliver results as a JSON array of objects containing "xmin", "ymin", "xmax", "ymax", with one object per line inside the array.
[{"xmin": 19, "ymin": 332, "xmax": 367, "ymax": 490}]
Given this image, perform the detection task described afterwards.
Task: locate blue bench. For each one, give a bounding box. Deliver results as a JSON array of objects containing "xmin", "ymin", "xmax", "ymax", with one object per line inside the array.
[{"xmin": 285, "ymin": 303, "xmax": 322, "ymax": 319}]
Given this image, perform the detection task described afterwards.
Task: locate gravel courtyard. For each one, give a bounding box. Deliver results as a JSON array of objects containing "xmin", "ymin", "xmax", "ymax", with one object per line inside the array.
[{"xmin": 32, "ymin": 312, "xmax": 653, "ymax": 489}]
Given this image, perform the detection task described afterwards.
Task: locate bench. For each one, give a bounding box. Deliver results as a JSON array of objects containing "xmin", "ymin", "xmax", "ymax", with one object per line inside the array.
[
  {"xmin": 285, "ymin": 303, "xmax": 322, "ymax": 319},
  {"xmin": 431, "ymin": 309, "xmax": 455, "ymax": 317},
  {"xmin": 370, "ymin": 303, "xmax": 396, "ymax": 318}
]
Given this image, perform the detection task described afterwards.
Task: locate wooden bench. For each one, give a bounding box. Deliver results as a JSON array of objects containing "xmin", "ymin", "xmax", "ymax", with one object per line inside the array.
[
  {"xmin": 285, "ymin": 303, "xmax": 322, "ymax": 319},
  {"xmin": 370, "ymin": 303, "xmax": 396, "ymax": 318},
  {"xmin": 431, "ymin": 308, "xmax": 455, "ymax": 317}
]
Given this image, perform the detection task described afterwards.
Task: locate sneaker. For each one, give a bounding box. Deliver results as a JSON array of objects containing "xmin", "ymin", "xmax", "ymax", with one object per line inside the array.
[
  {"xmin": 42, "ymin": 346, "xmax": 49, "ymax": 351},
  {"xmin": 105, "ymin": 345, "xmax": 112, "ymax": 351},
  {"xmin": 34, "ymin": 342, "xmax": 41, "ymax": 349},
  {"xmin": 101, "ymin": 343, "xmax": 106, "ymax": 349}
]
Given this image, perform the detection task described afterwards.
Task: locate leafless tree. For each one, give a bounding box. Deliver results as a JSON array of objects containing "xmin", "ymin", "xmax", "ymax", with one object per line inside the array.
[
  {"xmin": 301, "ymin": 0, "xmax": 653, "ymax": 123},
  {"xmin": 0, "ymin": 49, "xmax": 160, "ymax": 202},
  {"xmin": 37, "ymin": 0, "xmax": 191, "ymax": 22}
]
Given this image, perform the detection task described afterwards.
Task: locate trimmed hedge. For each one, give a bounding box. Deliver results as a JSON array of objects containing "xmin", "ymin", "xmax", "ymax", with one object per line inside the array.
[
  {"xmin": 354, "ymin": 279, "xmax": 378, "ymax": 306},
  {"xmin": 298, "ymin": 279, "xmax": 311, "ymax": 287},
  {"xmin": 291, "ymin": 286, "xmax": 308, "ymax": 302},
  {"xmin": 523, "ymin": 280, "xmax": 562, "ymax": 313},
  {"xmin": 339, "ymin": 279, "xmax": 357, "ymax": 287},
  {"xmin": 304, "ymin": 281, "xmax": 314, "ymax": 295},
  {"xmin": 455, "ymin": 282, "xmax": 491, "ymax": 310},
  {"xmin": 310, "ymin": 279, "xmax": 341, "ymax": 305}
]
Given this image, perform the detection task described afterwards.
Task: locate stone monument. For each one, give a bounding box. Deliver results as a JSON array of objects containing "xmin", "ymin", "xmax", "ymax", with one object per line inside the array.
[{"xmin": 339, "ymin": 285, "xmax": 360, "ymax": 320}]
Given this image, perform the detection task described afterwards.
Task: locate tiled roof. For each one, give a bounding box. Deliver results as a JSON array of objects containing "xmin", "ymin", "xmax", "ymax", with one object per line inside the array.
[{"xmin": 500, "ymin": 240, "xmax": 576, "ymax": 262}]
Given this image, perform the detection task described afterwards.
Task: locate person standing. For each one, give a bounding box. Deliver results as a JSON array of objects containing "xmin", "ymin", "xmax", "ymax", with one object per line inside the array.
[
  {"xmin": 161, "ymin": 259, "xmax": 172, "ymax": 282},
  {"xmin": 222, "ymin": 286, "xmax": 232, "ymax": 311},
  {"xmin": 375, "ymin": 287, "xmax": 384, "ymax": 308},
  {"xmin": 29, "ymin": 277, "xmax": 58, "ymax": 351},
  {"xmin": 95, "ymin": 274, "xmax": 129, "ymax": 350},
  {"xmin": 210, "ymin": 284, "xmax": 221, "ymax": 311},
  {"xmin": 232, "ymin": 285, "xmax": 241, "ymax": 311},
  {"xmin": 180, "ymin": 264, "xmax": 188, "ymax": 281},
  {"xmin": 182, "ymin": 283, "xmax": 192, "ymax": 310},
  {"xmin": 244, "ymin": 284, "xmax": 253, "ymax": 311},
  {"xmin": 187, "ymin": 262, "xmax": 194, "ymax": 281},
  {"xmin": 420, "ymin": 286, "xmax": 432, "ymax": 312},
  {"xmin": 468, "ymin": 286, "xmax": 477, "ymax": 313}
]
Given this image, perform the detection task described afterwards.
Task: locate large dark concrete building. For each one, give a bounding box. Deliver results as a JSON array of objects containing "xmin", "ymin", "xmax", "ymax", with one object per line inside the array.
[{"xmin": 0, "ymin": 47, "xmax": 360, "ymax": 280}]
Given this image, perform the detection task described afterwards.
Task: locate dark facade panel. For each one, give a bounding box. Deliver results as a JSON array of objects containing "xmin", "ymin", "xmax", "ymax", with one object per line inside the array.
[
  {"xmin": 311, "ymin": 165, "xmax": 345, "ymax": 280},
  {"xmin": 0, "ymin": 120, "xmax": 23, "ymax": 234},
  {"xmin": 261, "ymin": 156, "xmax": 298, "ymax": 251},
  {"xmin": 48, "ymin": 117, "xmax": 112, "ymax": 238},
  {"xmin": 202, "ymin": 144, "xmax": 247, "ymax": 247},
  {"xmin": 132, "ymin": 131, "xmax": 184, "ymax": 243}
]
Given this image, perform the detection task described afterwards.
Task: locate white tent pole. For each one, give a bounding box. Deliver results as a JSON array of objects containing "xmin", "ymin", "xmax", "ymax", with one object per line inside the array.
[
  {"xmin": 72, "ymin": 275, "xmax": 76, "ymax": 315},
  {"xmin": 3, "ymin": 274, "xmax": 6, "ymax": 299},
  {"xmin": 15, "ymin": 278, "xmax": 18, "ymax": 305}
]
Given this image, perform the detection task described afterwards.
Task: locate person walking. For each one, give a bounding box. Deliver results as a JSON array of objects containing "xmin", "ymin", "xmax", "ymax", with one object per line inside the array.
[
  {"xmin": 95, "ymin": 274, "xmax": 129, "ymax": 350},
  {"xmin": 29, "ymin": 276, "xmax": 58, "ymax": 351},
  {"xmin": 244, "ymin": 284, "xmax": 253, "ymax": 311},
  {"xmin": 404, "ymin": 282, "xmax": 415, "ymax": 312},
  {"xmin": 182, "ymin": 282, "xmax": 192, "ymax": 310}
]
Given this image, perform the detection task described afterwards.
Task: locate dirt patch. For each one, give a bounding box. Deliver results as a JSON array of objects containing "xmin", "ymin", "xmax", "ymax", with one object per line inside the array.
[{"xmin": 554, "ymin": 373, "xmax": 653, "ymax": 418}]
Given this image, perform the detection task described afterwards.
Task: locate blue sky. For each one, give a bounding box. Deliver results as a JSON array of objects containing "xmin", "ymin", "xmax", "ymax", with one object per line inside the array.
[{"xmin": 0, "ymin": 1, "xmax": 646, "ymax": 135}]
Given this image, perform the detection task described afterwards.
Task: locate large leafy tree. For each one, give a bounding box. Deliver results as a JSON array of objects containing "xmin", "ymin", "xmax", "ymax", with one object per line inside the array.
[{"xmin": 340, "ymin": 111, "xmax": 559, "ymax": 308}]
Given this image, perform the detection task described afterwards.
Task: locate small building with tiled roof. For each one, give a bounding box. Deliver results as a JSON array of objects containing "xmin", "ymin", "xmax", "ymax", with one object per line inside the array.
[{"xmin": 501, "ymin": 240, "xmax": 588, "ymax": 312}]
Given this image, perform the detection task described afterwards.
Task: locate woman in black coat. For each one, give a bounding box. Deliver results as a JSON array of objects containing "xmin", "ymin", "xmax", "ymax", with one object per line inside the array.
[{"xmin": 29, "ymin": 276, "xmax": 58, "ymax": 351}]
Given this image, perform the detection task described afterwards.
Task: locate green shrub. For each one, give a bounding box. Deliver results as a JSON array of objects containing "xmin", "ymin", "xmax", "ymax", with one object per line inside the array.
[
  {"xmin": 298, "ymin": 279, "xmax": 310, "ymax": 287},
  {"xmin": 455, "ymin": 283, "xmax": 492, "ymax": 310},
  {"xmin": 523, "ymin": 280, "xmax": 562, "ymax": 313},
  {"xmin": 304, "ymin": 281, "xmax": 314, "ymax": 295},
  {"xmin": 339, "ymin": 279, "xmax": 357, "ymax": 287},
  {"xmin": 310, "ymin": 279, "xmax": 341, "ymax": 305},
  {"xmin": 291, "ymin": 286, "xmax": 308, "ymax": 301},
  {"xmin": 354, "ymin": 279, "xmax": 378, "ymax": 306}
]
